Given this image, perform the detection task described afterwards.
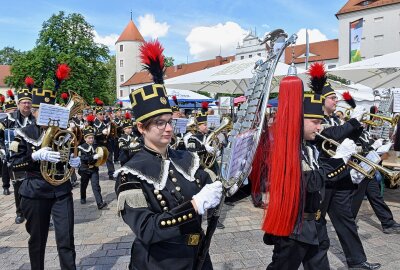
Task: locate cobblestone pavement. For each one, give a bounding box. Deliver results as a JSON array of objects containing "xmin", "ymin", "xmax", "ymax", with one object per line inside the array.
[{"xmin": 1, "ymin": 165, "xmax": 400, "ymax": 269}]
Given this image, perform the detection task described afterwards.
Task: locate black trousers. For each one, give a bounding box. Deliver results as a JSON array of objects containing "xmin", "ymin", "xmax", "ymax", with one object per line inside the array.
[
  {"xmin": 12, "ymin": 180, "xmax": 23, "ymax": 216},
  {"xmin": 80, "ymin": 171, "xmax": 103, "ymax": 204},
  {"xmin": 20, "ymin": 194, "xmax": 76, "ymax": 270},
  {"xmin": 2, "ymin": 160, "xmax": 10, "ymax": 189},
  {"xmin": 266, "ymin": 236, "xmax": 330, "ymax": 270},
  {"xmin": 352, "ymin": 177, "xmax": 396, "ymax": 229},
  {"xmin": 320, "ymin": 189, "xmax": 367, "ymax": 266},
  {"xmin": 106, "ymin": 141, "xmax": 115, "ymax": 177},
  {"xmin": 113, "ymin": 138, "xmax": 120, "ymax": 162}
]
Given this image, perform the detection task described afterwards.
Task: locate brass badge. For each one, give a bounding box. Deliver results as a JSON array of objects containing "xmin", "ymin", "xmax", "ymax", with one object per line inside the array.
[
  {"xmin": 187, "ymin": 234, "xmax": 200, "ymax": 246},
  {"xmin": 45, "ymin": 97, "xmax": 50, "ymax": 102},
  {"xmin": 160, "ymin": 97, "xmax": 167, "ymax": 105}
]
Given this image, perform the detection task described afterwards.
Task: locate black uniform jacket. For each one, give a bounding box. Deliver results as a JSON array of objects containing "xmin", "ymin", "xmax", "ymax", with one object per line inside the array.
[
  {"xmin": 186, "ymin": 132, "xmax": 208, "ymax": 157},
  {"xmin": 93, "ymin": 118, "xmax": 108, "ymax": 146},
  {"xmin": 115, "ymin": 146, "xmax": 213, "ymax": 270},
  {"xmin": 9, "ymin": 124, "xmax": 72, "ymax": 199},
  {"xmin": 0, "ymin": 111, "xmax": 35, "ymax": 150},
  {"xmin": 78, "ymin": 143, "xmax": 99, "ymax": 174},
  {"xmin": 318, "ymin": 115, "xmax": 363, "ymax": 190},
  {"xmin": 118, "ymin": 134, "xmax": 141, "ymax": 166},
  {"xmin": 265, "ymin": 142, "xmax": 348, "ymax": 246}
]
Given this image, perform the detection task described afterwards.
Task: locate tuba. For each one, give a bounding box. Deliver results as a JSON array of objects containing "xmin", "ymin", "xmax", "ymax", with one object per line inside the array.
[
  {"xmin": 201, "ymin": 117, "xmax": 232, "ymax": 168},
  {"xmin": 40, "ymin": 90, "xmax": 87, "ymax": 186}
]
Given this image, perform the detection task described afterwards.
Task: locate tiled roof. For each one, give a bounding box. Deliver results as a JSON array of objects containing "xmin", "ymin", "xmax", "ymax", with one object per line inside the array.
[
  {"xmin": 284, "ymin": 39, "xmax": 338, "ymax": 64},
  {"xmin": 116, "ymin": 20, "xmax": 144, "ymax": 43},
  {"xmin": 0, "ymin": 65, "xmax": 11, "ymax": 87},
  {"xmin": 121, "ymin": 56, "xmax": 235, "ymax": 87},
  {"xmin": 336, "ymin": 0, "xmax": 400, "ymax": 17}
]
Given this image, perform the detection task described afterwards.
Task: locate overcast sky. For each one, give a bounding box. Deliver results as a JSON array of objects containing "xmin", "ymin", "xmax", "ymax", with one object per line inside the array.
[{"xmin": 0, "ymin": 0, "xmax": 348, "ymax": 64}]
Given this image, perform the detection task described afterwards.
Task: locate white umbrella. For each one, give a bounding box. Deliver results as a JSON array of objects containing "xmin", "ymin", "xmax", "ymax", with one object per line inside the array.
[
  {"xmin": 118, "ymin": 88, "xmax": 213, "ymax": 102},
  {"xmin": 329, "ymin": 51, "xmax": 400, "ymax": 89},
  {"xmin": 164, "ymin": 57, "xmax": 308, "ymax": 94}
]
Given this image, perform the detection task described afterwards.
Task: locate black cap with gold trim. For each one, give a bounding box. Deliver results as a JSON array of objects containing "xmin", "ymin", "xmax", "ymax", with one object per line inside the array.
[
  {"xmin": 195, "ymin": 111, "xmax": 208, "ymax": 125},
  {"xmin": 83, "ymin": 126, "xmax": 95, "ymax": 138},
  {"xmin": 321, "ymin": 82, "xmax": 335, "ymax": 98},
  {"xmin": 4, "ymin": 90, "xmax": 17, "ymax": 111},
  {"xmin": 31, "ymin": 88, "xmax": 56, "ymax": 108},
  {"xmin": 122, "ymin": 119, "xmax": 133, "ymax": 129},
  {"xmin": 129, "ymin": 84, "xmax": 171, "ymax": 122},
  {"xmin": 18, "ymin": 77, "xmax": 34, "ymax": 102},
  {"xmin": 94, "ymin": 98, "xmax": 104, "ymax": 113},
  {"xmin": 129, "ymin": 40, "xmax": 172, "ymax": 122},
  {"xmin": 171, "ymin": 95, "xmax": 180, "ymax": 112},
  {"xmin": 304, "ymin": 93, "xmax": 324, "ymax": 119}
]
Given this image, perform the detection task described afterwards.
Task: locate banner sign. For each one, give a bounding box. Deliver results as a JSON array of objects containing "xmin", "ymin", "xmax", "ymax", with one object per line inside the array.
[{"xmin": 350, "ymin": 19, "xmax": 363, "ymax": 63}]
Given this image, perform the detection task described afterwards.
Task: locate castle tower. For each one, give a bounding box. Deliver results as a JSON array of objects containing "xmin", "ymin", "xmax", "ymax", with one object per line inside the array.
[{"xmin": 115, "ymin": 19, "xmax": 144, "ymax": 99}]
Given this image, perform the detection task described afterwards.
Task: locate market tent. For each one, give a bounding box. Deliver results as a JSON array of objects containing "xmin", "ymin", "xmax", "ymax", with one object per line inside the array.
[
  {"xmin": 118, "ymin": 88, "xmax": 213, "ymax": 103},
  {"xmin": 329, "ymin": 51, "xmax": 400, "ymax": 89}
]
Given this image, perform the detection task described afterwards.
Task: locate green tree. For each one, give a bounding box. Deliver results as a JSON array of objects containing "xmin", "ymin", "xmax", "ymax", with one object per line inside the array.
[
  {"xmin": 6, "ymin": 11, "xmax": 113, "ymax": 104},
  {"xmin": 0, "ymin": 47, "xmax": 24, "ymax": 65},
  {"xmin": 164, "ymin": 56, "xmax": 174, "ymax": 67}
]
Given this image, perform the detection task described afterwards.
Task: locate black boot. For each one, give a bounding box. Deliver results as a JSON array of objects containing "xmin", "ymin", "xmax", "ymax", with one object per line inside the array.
[
  {"xmin": 348, "ymin": 261, "xmax": 381, "ymax": 270},
  {"xmin": 3, "ymin": 188, "xmax": 10, "ymax": 195},
  {"xmin": 97, "ymin": 201, "xmax": 107, "ymax": 210},
  {"xmin": 15, "ymin": 214, "xmax": 25, "ymax": 224}
]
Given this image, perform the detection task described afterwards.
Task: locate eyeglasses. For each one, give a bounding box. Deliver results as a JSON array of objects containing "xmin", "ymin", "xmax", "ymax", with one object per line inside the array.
[
  {"xmin": 20, "ymin": 101, "xmax": 32, "ymax": 105},
  {"xmin": 154, "ymin": 119, "xmax": 173, "ymax": 130}
]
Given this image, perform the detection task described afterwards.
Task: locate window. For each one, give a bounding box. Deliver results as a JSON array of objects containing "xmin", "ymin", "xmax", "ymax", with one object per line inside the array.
[
  {"xmin": 357, "ymin": 0, "xmax": 377, "ymax": 6},
  {"xmin": 120, "ymin": 60, "xmax": 124, "ymax": 67},
  {"xmin": 120, "ymin": 90, "xmax": 124, "ymax": 97},
  {"xmin": 249, "ymin": 54, "xmax": 252, "ymax": 58},
  {"xmin": 120, "ymin": 75, "xmax": 124, "ymax": 82},
  {"xmin": 374, "ymin": 35, "xmax": 384, "ymax": 40},
  {"xmin": 328, "ymin": 64, "xmax": 336, "ymax": 69},
  {"xmin": 240, "ymin": 56, "xmax": 244, "ymax": 60},
  {"xmin": 257, "ymin": 53, "xmax": 261, "ymax": 56},
  {"xmin": 374, "ymin": 17, "xmax": 384, "ymax": 22},
  {"xmin": 120, "ymin": 44, "xmax": 123, "ymax": 52}
]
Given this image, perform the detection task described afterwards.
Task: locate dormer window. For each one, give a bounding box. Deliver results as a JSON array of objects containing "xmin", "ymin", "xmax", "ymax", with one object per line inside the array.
[{"xmin": 357, "ymin": 0, "xmax": 377, "ymax": 6}]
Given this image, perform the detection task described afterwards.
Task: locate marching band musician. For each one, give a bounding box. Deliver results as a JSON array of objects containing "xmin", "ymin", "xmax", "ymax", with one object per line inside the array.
[
  {"xmin": 350, "ymin": 125, "xmax": 400, "ymax": 234},
  {"xmin": 0, "ymin": 87, "xmax": 35, "ymax": 225},
  {"xmin": 118, "ymin": 112, "xmax": 141, "ymax": 166},
  {"xmin": 77, "ymin": 117, "xmax": 108, "ymax": 209},
  {"xmin": 312, "ymin": 63, "xmax": 381, "ymax": 270},
  {"xmin": 113, "ymin": 101, "xmax": 124, "ymax": 163},
  {"xmin": 9, "ymin": 65, "xmax": 80, "ymax": 270},
  {"xmin": 114, "ymin": 40, "xmax": 222, "ymax": 270},
  {"xmin": 170, "ymin": 95, "xmax": 186, "ymax": 150},
  {"xmin": 93, "ymin": 98, "xmax": 115, "ymax": 180},
  {"xmin": 263, "ymin": 74, "xmax": 356, "ymax": 270}
]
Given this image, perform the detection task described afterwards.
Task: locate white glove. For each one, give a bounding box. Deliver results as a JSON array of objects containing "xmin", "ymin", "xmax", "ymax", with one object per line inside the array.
[
  {"xmin": 192, "ymin": 181, "xmax": 223, "ymax": 215},
  {"xmin": 0, "ymin": 149, "xmax": 5, "ymax": 157},
  {"xmin": 333, "ymin": 138, "xmax": 357, "ymax": 163},
  {"xmin": 102, "ymin": 129, "xmax": 109, "ymax": 135},
  {"xmin": 93, "ymin": 152, "xmax": 103, "ymax": 160},
  {"xmin": 205, "ymin": 144, "xmax": 216, "ymax": 154},
  {"xmin": 69, "ymin": 154, "xmax": 81, "ymax": 168},
  {"xmin": 350, "ymin": 169, "xmax": 365, "ymax": 184},
  {"xmin": 31, "ymin": 147, "xmax": 61, "ymax": 163},
  {"xmin": 350, "ymin": 106, "xmax": 366, "ymax": 121},
  {"xmin": 371, "ymin": 138, "xmax": 384, "ymax": 150},
  {"xmin": 376, "ymin": 142, "xmax": 392, "ymax": 155},
  {"xmin": 187, "ymin": 142, "xmax": 196, "ymax": 149}
]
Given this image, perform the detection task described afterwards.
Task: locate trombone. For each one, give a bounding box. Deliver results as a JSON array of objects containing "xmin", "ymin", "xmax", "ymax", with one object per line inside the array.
[{"xmin": 316, "ymin": 133, "xmax": 400, "ymax": 187}]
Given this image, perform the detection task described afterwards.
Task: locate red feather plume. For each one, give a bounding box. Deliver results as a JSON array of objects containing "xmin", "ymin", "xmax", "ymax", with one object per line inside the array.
[
  {"xmin": 201, "ymin": 101, "xmax": 209, "ymax": 109},
  {"xmin": 172, "ymin": 95, "xmax": 177, "ymax": 101},
  {"xmin": 87, "ymin": 114, "xmax": 95, "ymax": 123},
  {"xmin": 56, "ymin": 64, "xmax": 71, "ymax": 81},
  {"xmin": 342, "ymin": 91, "xmax": 356, "ymax": 108},
  {"xmin": 125, "ymin": 112, "xmax": 131, "ymax": 120},
  {"xmin": 308, "ymin": 62, "xmax": 327, "ymax": 95},
  {"xmin": 61, "ymin": 92, "xmax": 69, "ymax": 101},
  {"xmin": 7, "ymin": 89, "xmax": 14, "ymax": 99},
  {"xmin": 0, "ymin": 95, "xmax": 5, "ymax": 103},
  {"xmin": 139, "ymin": 40, "xmax": 165, "ymax": 84},
  {"xmin": 25, "ymin": 77, "xmax": 34, "ymax": 88}
]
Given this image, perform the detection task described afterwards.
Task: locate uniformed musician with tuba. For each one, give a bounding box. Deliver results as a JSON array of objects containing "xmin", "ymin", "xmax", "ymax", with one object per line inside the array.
[{"xmin": 9, "ymin": 64, "xmax": 81, "ymax": 270}]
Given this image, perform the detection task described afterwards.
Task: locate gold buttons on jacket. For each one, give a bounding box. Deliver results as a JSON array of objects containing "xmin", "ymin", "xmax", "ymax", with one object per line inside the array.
[
  {"xmin": 156, "ymin": 194, "xmax": 162, "ymax": 200},
  {"xmin": 188, "ymin": 213, "xmax": 193, "ymax": 219},
  {"xmin": 154, "ymin": 190, "xmax": 160, "ymax": 195},
  {"xmin": 161, "ymin": 221, "xmax": 166, "ymax": 226},
  {"xmin": 167, "ymin": 220, "xmax": 172, "ymax": 226},
  {"xmin": 175, "ymin": 186, "xmax": 181, "ymax": 192},
  {"xmin": 178, "ymin": 217, "xmax": 182, "ymax": 222},
  {"xmin": 160, "ymin": 200, "xmax": 166, "ymax": 206},
  {"xmin": 169, "ymin": 170, "xmax": 174, "ymax": 175},
  {"xmin": 172, "ymin": 219, "xmax": 176, "ymax": 224},
  {"xmin": 172, "ymin": 177, "xmax": 177, "ymax": 183},
  {"xmin": 183, "ymin": 215, "xmax": 187, "ymax": 220},
  {"xmin": 163, "ymin": 207, "xmax": 168, "ymax": 211}
]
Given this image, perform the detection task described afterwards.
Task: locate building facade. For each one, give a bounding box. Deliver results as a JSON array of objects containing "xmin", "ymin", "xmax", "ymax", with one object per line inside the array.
[
  {"xmin": 337, "ymin": 0, "xmax": 400, "ymax": 65},
  {"xmin": 235, "ymin": 32, "xmax": 266, "ymax": 61}
]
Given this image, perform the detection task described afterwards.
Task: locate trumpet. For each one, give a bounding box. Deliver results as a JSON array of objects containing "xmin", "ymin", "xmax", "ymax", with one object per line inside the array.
[
  {"xmin": 316, "ymin": 133, "xmax": 400, "ymax": 187},
  {"xmin": 361, "ymin": 113, "xmax": 400, "ymax": 127}
]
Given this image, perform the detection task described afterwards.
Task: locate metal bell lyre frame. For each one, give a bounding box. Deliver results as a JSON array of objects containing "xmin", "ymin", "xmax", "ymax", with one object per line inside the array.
[{"xmin": 287, "ymin": 44, "xmax": 297, "ymax": 76}]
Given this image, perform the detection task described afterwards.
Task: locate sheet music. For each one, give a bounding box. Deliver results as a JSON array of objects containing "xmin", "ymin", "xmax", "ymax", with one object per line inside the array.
[
  {"xmin": 37, "ymin": 103, "xmax": 70, "ymax": 128},
  {"xmin": 393, "ymin": 91, "xmax": 400, "ymax": 113},
  {"xmin": 172, "ymin": 118, "xmax": 188, "ymax": 134},
  {"xmin": 207, "ymin": 115, "xmax": 220, "ymax": 129},
  {"xmin": 227, "ymin": 130, "xmax": 256, "ymax": 180}
]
